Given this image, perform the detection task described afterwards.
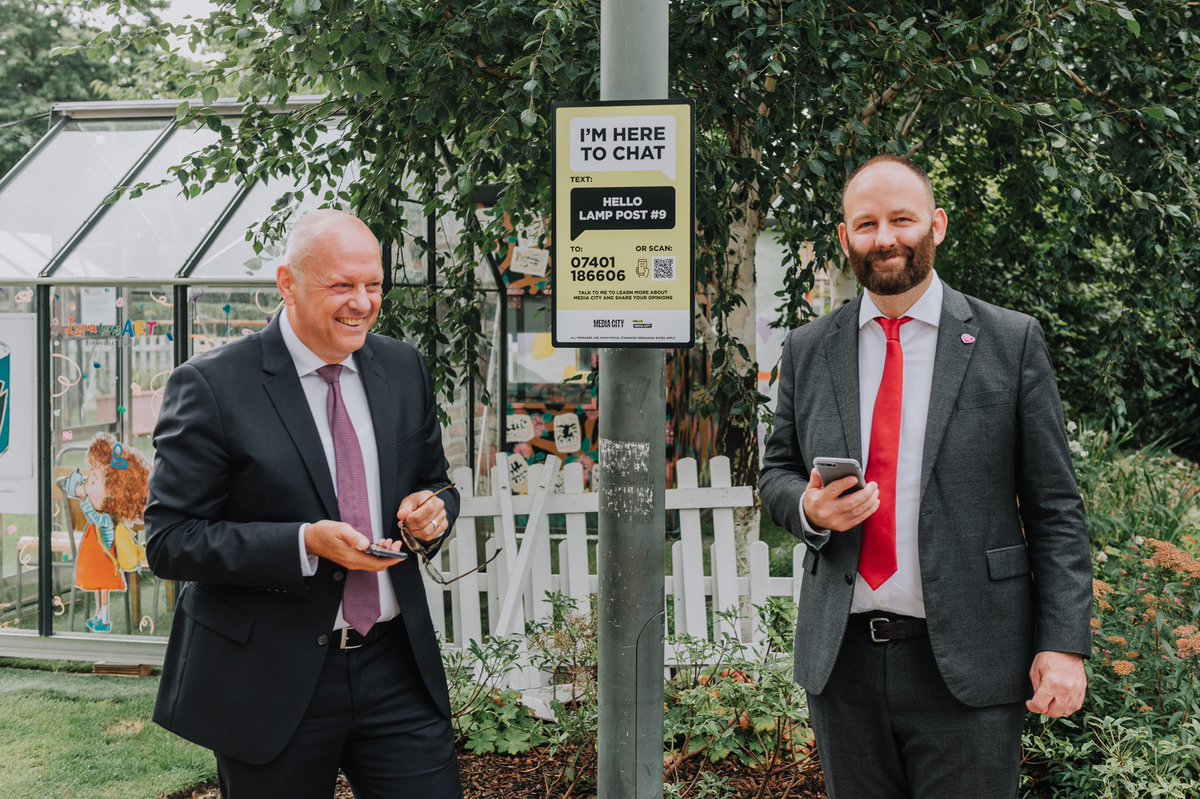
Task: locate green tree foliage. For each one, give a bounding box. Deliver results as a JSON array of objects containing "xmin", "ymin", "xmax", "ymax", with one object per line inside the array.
[
  {"xmin": 92, "ymin": 0, "xmax": 1199, "ymax": 460},
  {"xmin": 0, "ymin": 0, "xmax": 180, "ymax": 177}
]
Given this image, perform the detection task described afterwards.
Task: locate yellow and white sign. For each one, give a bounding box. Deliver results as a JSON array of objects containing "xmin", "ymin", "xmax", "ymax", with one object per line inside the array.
[{"xmin": 552, "ymin": 100, "xmax": 694, "ymax": 347}]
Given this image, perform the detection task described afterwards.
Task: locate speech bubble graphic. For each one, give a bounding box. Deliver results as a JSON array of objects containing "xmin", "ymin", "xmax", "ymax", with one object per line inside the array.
[
  {"xmin": 570, "ymin": 115, "xmax": 676, "ymax": 180},
  {"xmin": 570, "ymin": 186, "xmax": 675, "ymax": 240}
]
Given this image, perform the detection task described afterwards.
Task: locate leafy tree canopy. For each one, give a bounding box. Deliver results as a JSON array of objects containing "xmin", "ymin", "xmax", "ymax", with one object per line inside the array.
[
  {"xmin": 0, "ymin": 0, "xmax": 184, "ymax": 176},
  {"xmin": 88, "ymin": 0, "xmax": 1200, "ymax": 458}
]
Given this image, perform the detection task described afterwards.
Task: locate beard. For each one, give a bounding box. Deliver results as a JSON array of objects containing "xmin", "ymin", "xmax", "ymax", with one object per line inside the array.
[{"xmin": 847, "ymin": 225, "xmax": 937, "ymax": 296}]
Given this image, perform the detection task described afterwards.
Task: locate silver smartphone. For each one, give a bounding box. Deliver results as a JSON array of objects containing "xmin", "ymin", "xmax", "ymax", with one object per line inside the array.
[{"xmin": 813, "ymin": 456, "xmax": 866, "ymax": 496}]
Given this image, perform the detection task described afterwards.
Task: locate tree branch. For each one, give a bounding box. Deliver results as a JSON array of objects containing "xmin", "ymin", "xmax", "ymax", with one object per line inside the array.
[{"xmin": 474, "ymin": 54, "xmax": 519, "ymax": 82}]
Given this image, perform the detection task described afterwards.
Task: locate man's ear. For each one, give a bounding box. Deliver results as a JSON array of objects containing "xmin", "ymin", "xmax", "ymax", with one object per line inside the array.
[
  {"xmin": 932, "ymin": 208, "xmax": 948, "ymax": 247},
  {"xmin": 837, "ymin": 222, "xmax": 850, "ymax": 258},
  {"xmin": 276, "ymin": 265, "xmax": 295, "ymax": 305}
]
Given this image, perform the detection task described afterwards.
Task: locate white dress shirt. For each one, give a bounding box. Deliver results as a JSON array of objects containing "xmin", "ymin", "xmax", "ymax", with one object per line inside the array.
[
  {"xmin": 850, "ymin": 275, "xmax": 942, "ymax": 616},
  {"xmin": 279, "ymin": 308, "xmax": 400, "ymax": 628},
  {"xmin": 800, "ymin": 274, "xmax": 943, "ymax": 618}
]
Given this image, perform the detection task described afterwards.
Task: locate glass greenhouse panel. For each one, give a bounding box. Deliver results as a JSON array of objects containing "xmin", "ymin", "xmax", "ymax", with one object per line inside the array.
[
  {"xmin": 49, "ymin": 285, "xmax": 175, "ymax": 637},
  {"xmin": 0, "ymin": 120, "xmax": 167, "ymax": 279},
  {"xmin": 55, "ymin": 126, "xmax": 242, "ymax": 281},
  {"xmin": 189, "ymin": 286, "xmax": 282, "ymax": 357},
  {"xmin": 190, "ymin": 163, "xmax": 361, "ymax": 280}
]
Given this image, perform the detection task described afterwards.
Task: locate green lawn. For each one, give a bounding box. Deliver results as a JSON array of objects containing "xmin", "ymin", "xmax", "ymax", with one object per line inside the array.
[{"xmin": 0, "ymin": 663, "xmax": 215, "ymax": 799}]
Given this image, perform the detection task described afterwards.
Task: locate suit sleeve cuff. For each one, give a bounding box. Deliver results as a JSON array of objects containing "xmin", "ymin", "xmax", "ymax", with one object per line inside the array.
[
  {"xmin": 798, "ymin": 498, "xmax": 832, "ymax": 550},
  {"xmin": 299, "ymin": 523, "xmax": 319, "ymax": 576}
]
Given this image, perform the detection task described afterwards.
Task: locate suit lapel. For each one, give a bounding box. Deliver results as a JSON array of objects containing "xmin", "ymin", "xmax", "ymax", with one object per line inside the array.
[
  {"xmin": 260, "ymin": 319, "xmax": 340, "ymax": 519},
  {"xmin": 919, "ymin": 286, "xmax": 978, "ymax": 500},
  {"xmin": 357, "ymin": 339, "xmax": 399, "ymax": 529},
  {"xmin": 825, "ymin": 296, "xmax": 864, "ymax": 463}
]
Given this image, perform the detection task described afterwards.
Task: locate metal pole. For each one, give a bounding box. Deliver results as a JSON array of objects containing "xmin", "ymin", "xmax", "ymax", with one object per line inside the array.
[
  {"xmin": 36, "ymin": 284, "xmax": 53, "ymax": 636},
  {"xmin": 597, "ymin": 2, "xmax": 668, "ymax": 798}
]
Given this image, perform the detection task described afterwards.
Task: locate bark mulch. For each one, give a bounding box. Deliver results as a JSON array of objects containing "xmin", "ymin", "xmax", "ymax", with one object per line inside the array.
[{"xmin": 174, "ymin": 745, "xmax": 827, "ymax": 798}]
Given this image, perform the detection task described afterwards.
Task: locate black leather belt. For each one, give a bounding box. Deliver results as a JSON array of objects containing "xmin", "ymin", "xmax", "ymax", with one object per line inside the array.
[
  {"xmin": 848, "ymin": 613, "xmax": 928, "ymax": 643},
  {"xmin": 335, "ymin": 616, "xmax": 400, "ymax": 650}
]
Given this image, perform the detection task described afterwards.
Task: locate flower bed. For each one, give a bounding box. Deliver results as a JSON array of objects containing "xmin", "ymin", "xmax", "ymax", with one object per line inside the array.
[{"xmin": 1023, "ymin": 425, "xmax": 1200, "ymax": 798}]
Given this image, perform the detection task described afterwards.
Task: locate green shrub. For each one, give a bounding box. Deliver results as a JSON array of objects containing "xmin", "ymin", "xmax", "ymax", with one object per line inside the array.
[
  {"xmin": 1069, "ymin": 422, "xmax": 1200, "ymax": 550},
  {"xmin": 444, "ymin": 635, "xmax": 549, "ymax": 755},
  {"xmin": 663, "ymin": 604, "xmax": 813, "ymax": 788},
  {"xmin": 1025, "ymin": 716, "xmax": 1200, "ymax": 798},
  {"xmin": 1022, "ymin": 423, "xmax": 1200, "ymax": 798}
]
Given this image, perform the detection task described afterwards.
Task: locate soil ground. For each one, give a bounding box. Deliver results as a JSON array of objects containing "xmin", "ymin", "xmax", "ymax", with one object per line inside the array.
[{"xmin": 175, "ymin": 745, "xmax": 827, "ymax": 798}]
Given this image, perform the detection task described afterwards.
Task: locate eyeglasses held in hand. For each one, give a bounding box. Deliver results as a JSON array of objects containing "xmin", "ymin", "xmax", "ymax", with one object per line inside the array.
[{"xmin": 398, "ymin": 485, "xmax": 501, "ymax": 586}]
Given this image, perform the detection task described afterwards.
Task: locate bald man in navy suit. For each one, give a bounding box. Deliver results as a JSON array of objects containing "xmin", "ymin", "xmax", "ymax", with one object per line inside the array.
[{"xmin": 147, "ymin": 210, "xmax": 462, "ymax": 798}]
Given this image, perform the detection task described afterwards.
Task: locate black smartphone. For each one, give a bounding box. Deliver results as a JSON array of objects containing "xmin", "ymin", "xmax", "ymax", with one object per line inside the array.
[
  {"xmin": 367, "ymin": 545, "xmax": 408, "ymax": 560},
  {"xmin": 813, "ymin": 457, "xmax": 866, "ymax": 496}
]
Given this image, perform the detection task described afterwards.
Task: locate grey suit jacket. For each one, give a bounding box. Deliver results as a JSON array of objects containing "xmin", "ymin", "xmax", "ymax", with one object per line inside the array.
[
  {"xmin": 759, "ymin": 284, "xmax": 1092, "ymax": 707},
  {"xmin": 145, "ymin": 318, "xmax": 458, "ymax": 763}
]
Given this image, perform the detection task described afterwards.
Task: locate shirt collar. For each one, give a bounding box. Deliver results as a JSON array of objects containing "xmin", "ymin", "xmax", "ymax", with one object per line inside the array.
[
  {"xmin": 859, "ymin": 270, "xmax": 944, "ymax": 330},
  {"xmin": 277, "ymin": 307, "xmax": 359, "ymax": 377}
]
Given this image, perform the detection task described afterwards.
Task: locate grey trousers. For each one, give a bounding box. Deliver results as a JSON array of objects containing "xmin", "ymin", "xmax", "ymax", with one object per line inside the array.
[{"xmin": 807, "ymin": 623, "xmax": 1024, "ymax": 799}]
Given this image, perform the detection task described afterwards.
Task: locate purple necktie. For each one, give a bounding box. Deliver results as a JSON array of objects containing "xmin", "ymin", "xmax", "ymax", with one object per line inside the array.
[{"xmin": 316, "ymin": 364, "xmax": 379, "ymax": 635}]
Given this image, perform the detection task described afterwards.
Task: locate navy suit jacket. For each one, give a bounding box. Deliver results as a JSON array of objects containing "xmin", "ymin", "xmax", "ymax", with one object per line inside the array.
[{"xmin": 145, "ymin": 318, "xmax": 458, "ymax": 763}]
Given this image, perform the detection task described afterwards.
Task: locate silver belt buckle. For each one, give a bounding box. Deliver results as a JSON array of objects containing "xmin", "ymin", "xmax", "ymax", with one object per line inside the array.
[
  {"xmin": 338, "ymin": 628, "xmax": 363, "ymax": 650},
  {"xmin": 868, "ymin": 616, "xmax": 892, "ymax": 643}
]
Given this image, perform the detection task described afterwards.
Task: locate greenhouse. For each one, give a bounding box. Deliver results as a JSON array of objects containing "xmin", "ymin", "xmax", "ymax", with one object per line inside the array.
[{"xmin": 0, "ymin": 97, "xmax": 529, "ymax": 662}]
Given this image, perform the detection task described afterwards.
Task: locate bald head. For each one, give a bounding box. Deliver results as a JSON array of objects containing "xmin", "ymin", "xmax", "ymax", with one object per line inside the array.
[
  {"xmin": 283, "ymin": 209, "xmax": 379, "ymax": 280},
  {"xmin": 841, "ymin": 155, "xmax": 936, "ymax": 218},
  {"xmin": 276, "ymin": 209, "xmax": 384, "ymax": 363}
]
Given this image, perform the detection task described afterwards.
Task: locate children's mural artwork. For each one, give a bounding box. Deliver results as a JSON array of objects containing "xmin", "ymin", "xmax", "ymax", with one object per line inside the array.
[
  {"xmin": 63, "ymin": 433, "xmax": 150, "ymax": 633},
  {"xmin": 506, "ymin": 405, "xmax": 598, "ymax": 491}
]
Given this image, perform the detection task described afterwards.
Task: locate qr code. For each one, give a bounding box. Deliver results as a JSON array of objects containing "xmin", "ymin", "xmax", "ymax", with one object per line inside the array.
[{"xmin": 652, "ymin": 256, "xmax": 675, "ymax": 281}]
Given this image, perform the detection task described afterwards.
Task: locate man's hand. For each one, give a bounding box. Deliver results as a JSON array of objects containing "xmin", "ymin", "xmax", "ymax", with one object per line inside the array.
[
  {"xmin": 304, "ymin": 520, "xmax": 404, "ymax": 572},
  {"xmin": 1027, "ymin": 651, "xmax": 1087, "ymax": 718},
  {"xmin": 396, "ymin": 489, "xmax": 449, "ymax": 544},
  {"xmin": 802, "ymin": 468, "xmax": 880, "ymax": 532}
]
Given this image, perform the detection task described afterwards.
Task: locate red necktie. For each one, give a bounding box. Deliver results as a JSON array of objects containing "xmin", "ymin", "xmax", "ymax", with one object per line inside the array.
[
  {"xmin": 316, "ymin": 364, "xmax": 380, "ymax": 635},
  {"xmin": 859, "ymin": 316, "xmax": 912, "ymax": 590}
]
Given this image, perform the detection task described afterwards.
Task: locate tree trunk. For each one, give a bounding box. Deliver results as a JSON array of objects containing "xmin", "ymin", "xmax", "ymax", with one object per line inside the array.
[
  {"xmin": 828, "ymin": 256, "xmax": 858, "ymax": 309},
  {"xmin": 718, "ymin": 193, "xmax": 762, "ymax": 558}
]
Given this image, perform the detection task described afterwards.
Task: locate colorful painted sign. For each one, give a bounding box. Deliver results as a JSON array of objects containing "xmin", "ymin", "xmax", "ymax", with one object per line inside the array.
[
  {"xmin": 0, "ymin": 340, "xmax": 9, "ymax": 456},
  {"xmin": 0, "ymin": 314, "xmax": 36, "ymax": 514}
]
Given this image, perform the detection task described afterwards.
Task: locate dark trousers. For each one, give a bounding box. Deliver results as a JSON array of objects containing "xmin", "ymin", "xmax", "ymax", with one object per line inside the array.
[
  {"xmin": 216, "ymin": 617, "xmax": 462, "ymax": 799},
  {"xmin": 807, "ymin": 620, "xmax": 1024, "ymax": 799}
]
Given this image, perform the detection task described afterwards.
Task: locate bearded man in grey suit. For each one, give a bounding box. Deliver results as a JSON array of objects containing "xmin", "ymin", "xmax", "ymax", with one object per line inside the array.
[
  {"xmin": 759, "ymin": 155, "xmax": 1092, "ymax": 798},
  {"xmin": 146, "ymin": 210, "xmax": 462, "ymax": 798}
]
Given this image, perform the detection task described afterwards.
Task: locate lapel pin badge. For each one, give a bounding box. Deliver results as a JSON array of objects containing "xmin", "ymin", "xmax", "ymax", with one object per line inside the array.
[{"xmin": 961, "ymin": 333, "xmax": 976, "ymax": 345}]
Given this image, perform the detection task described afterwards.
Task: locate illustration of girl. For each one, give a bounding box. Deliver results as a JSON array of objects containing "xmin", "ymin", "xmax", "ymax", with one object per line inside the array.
[{"xmin": 62, "ymin": 433, "xmax": 150, "ymax": 633}]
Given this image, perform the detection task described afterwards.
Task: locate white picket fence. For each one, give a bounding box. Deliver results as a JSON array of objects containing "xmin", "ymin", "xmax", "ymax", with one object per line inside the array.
[{"xmin": 424, "ymin": 454, "xmax": 805, "ymax": 687}]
